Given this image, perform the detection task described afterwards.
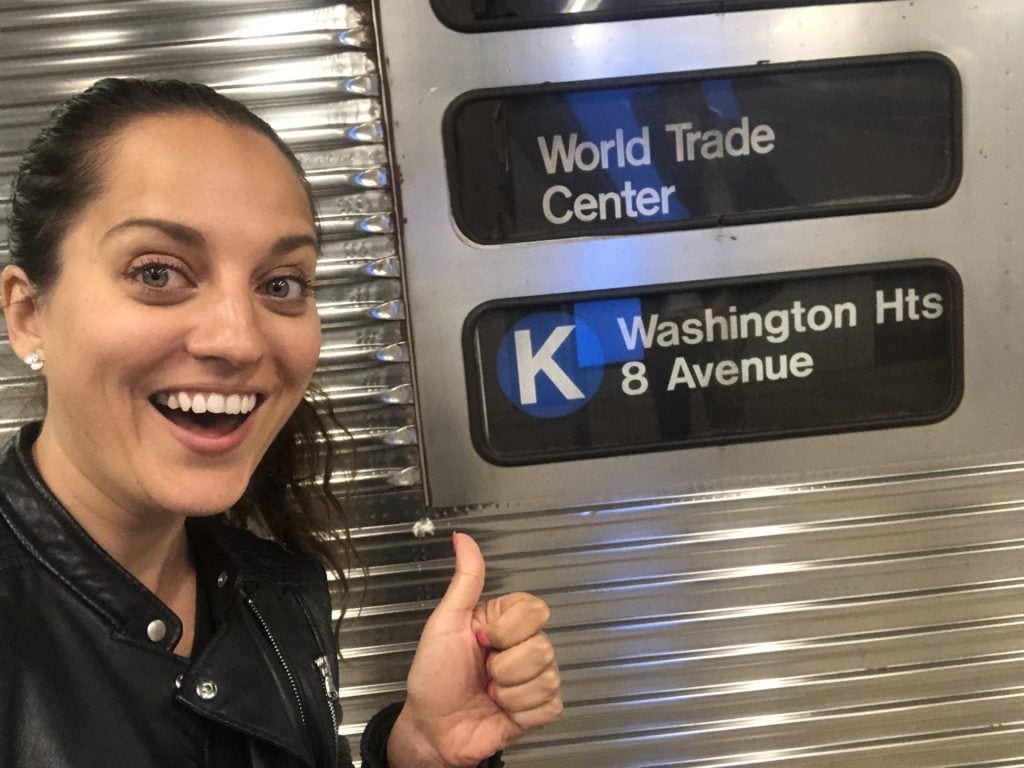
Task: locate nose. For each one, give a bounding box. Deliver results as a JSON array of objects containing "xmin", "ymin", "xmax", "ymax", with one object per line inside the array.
[{"xmin": 185, "ymin": 288, "xmax": 268, "ymax": 369}]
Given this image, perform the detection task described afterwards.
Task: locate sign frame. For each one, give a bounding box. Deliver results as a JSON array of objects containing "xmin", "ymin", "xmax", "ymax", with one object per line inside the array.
[
  {"xmin": 463, "ymin": 259, "xmax": 965, "ymax": 466},
  {"xmin": 430, "ymin": 0, "xmax": 898, "ymax": 33},
  {"xmin": 442, "ymin": 52, "xmax": 963, "ymax": 246}
]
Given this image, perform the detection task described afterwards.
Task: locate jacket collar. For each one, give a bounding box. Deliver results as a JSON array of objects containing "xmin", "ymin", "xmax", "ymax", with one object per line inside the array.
[
  {"xmin": 0, "ymin": 423, "xmax": 183, "ymax": 651},
  {"xmin": 0, "ymin": 423, "xmax": 323, "ymax": 647}
]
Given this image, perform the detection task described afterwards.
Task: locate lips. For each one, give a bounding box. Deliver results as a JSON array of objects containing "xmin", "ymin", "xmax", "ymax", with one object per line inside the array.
[{"xmin": 150, "ymin": 390, "xmax": 262, "ymax": 441}]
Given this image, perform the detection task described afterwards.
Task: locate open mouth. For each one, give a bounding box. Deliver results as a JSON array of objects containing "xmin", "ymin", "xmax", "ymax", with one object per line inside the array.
[{"xmin": 150, "ymin": 391, "xmax": 261, "ymax": 439}]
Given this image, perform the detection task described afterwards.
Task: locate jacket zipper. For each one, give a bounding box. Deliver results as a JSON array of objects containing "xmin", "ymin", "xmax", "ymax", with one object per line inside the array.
[
  {"xmin": 243, "ymin": 594, "xmax": 309, "ymax": 732},
  {"xmin": 314, "ymin": 655, "xmax": 340, "ymax": 767}
]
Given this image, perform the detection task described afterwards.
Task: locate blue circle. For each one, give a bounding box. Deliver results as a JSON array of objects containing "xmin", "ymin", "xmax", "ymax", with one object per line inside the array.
[{"xmin": 495, "ymin": 311, "xmax": 604, "ymax": 418}]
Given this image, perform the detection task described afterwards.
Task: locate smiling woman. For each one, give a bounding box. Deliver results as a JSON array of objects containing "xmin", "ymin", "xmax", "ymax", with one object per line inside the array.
[{"xmin": 0, "ymin": 79, "xmax": 561, "ymax": 768}]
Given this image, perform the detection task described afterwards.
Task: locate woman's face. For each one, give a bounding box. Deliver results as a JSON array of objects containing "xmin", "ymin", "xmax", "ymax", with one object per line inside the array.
[{"xmin": 29, "ymin": 113, "xmax": 322, "ymax": 518}]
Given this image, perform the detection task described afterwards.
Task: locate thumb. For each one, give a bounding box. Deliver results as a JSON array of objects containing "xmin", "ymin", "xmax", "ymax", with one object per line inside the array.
[{"xmin": 436, "ymin": 532, "xmax": 485, "ymax": 619}]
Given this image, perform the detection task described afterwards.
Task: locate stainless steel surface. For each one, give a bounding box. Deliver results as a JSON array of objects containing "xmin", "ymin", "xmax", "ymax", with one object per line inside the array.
[
  {"xmin": 374, "ymin": 0, "xmax": 1024, "ymax": 764},
  {"xmin": 342, "ymin": 464, "xmax": 1024, "ymax": 766},
  {"xmin": 379, "ymin": 0, "xmax": 1024, "ymax": 511}
]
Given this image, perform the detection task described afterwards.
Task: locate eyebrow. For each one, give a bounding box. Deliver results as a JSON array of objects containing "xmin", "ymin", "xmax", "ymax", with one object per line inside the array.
[
  {"xmin": 102, "ymin": 217, "xmax": 318, "ymax": 257},
  {"xmin": 103, "ymin": 217, "xmax": 205, "ymax": 248}
]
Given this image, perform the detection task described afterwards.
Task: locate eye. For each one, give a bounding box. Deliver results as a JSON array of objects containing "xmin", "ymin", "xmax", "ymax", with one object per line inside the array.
[
  {"xmin": 129, "ymin": 260, "xmax": 190, "ymax": 291},
  {"xmin": 261, "ymin": 275, "xmax": 308, "ymax": 300},
  {"xmin": 140, "ymin": 265, "xmax": 170, "ymax": 288}
]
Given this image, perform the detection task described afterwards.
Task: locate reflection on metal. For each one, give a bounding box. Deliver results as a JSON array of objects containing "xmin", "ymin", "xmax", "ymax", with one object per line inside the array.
[
  {"xmin": 340, "ymin": 464, "xmax": 1024, "ymax": 766},
  {"xmin": 378, "ymin": 0, "xmax": 1024, "ymax": 765}
]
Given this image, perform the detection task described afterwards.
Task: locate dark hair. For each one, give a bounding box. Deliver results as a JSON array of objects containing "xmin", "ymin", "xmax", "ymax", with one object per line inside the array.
[{"xmin": 8, "ymin": 78, "xmax": 354, "ymax": 610}]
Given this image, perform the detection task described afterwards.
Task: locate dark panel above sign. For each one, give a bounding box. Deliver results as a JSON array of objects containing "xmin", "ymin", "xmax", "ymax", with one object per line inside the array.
[
  {"xmin": 464, "ymin": 261, "xmax": 963, "ymax": 465},
  {"xmin": 444, "ymin": 54, "xmax": 961, "ymax": 245},
  {"xmin": 431, "ymin": 0, "xmax": 896, "ymax": 32}
]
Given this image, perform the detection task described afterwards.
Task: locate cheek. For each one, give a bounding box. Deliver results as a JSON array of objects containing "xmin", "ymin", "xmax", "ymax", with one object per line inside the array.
[
  {"xmin": 275, "ymin": 317, "xmax": 321, "ymax": 386},
  {"xmin": 44, "ymin": 293, "xmax": 178, "ymax": 390}
]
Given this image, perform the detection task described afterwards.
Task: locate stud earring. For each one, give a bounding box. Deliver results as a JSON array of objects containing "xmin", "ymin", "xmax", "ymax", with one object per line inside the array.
[{"xmin": 24, "ymin": 349, "xmax": 44, "ymax": 372}]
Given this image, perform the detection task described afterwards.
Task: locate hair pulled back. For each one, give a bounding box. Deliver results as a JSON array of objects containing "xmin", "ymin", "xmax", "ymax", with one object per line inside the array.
[{"xmin": 8, "ymin": 78, "xmax": 353, "ymax": 604}]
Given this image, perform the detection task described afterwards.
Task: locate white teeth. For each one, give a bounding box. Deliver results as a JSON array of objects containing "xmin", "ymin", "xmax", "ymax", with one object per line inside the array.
[{"xmin": 156, "ymin": 390, "xmax": 258, "ymax": 415}]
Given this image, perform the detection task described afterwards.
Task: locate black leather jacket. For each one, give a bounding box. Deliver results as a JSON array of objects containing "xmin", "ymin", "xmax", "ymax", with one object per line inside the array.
[{"xmin": 0, "ymin": 423, "xmax": 401, "ymax": 767}]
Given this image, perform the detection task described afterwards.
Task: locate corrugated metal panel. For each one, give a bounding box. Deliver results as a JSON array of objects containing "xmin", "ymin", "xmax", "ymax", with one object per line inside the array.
[{"xmin": 341, "ymin": 467, "xmax": 1024, "ymax": 766}]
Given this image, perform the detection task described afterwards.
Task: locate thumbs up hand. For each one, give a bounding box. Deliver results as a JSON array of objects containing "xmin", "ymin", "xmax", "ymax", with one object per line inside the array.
[{"xmin": 386, "ymin": 533, "xmax": 563, "ymax": 768}]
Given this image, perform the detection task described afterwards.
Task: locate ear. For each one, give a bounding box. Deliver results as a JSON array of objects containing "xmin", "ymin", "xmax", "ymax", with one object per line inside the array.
[{"xmin": 1, "ymin": 265, "xmax": 43, "ymax": 361}]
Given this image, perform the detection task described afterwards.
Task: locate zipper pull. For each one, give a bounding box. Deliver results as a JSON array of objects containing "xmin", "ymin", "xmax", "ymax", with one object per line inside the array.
[{"xmin": 315, "ymin": 655, "xmax": 339, "ymax": 704}]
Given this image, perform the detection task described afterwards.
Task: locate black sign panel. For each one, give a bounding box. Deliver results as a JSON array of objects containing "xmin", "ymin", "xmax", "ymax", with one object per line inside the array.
[
  {"xmin": 432, "ymin": 0, "xmax": 894, "ymax": 32},
  {"xmin": 464, "ymin": 261, "xmax": 963, "ymax": 465},
  {"xmin": 444, "ymin": 54, "xmax": 961, "ymax": 245}
]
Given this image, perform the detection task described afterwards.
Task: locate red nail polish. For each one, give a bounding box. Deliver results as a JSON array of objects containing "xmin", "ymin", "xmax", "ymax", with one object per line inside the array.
[{"xmin": 475, "ymin": 630, "xmax": 489, "ymax": 647}]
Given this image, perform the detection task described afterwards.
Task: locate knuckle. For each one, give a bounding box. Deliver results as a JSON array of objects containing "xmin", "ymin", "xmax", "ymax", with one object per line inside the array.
[
  {"xmin": 532, "ymin": 637, "xmax": 556, "ymax": 668},
  {"xmin": 550, "ymin": 697, "xmax": 564, "ymax": 718},
  {"xmin": 541, "ymin": 669, "xmax": 560, "ymax": 695},
  {"xmin": 514, "ymin": 593, "xmax": 550, "ymax": 624}
]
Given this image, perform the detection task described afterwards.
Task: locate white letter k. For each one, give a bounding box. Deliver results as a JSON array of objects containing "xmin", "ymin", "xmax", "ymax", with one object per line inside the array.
[{"xmin": 514, "ymin": 327, "xmax": 585, "ymax": 405}]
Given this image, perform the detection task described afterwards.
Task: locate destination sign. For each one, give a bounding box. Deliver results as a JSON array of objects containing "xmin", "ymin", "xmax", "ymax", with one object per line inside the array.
[
  {"xmin": 444, "ymin": 55, "xmax": 961, "ymax": 245},
  {"xmin": 463, "ymin": 261, "xmax": 963, "ymax": 465},
  {"xmin": 432, "ymin": 0, "xmax": 893, "ymax": 32}
]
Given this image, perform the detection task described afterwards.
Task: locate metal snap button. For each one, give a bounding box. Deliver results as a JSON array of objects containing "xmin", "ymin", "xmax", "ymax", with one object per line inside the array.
[
  {"xmin": 196, "ymin": 679, "xmax": 218, "ymax": 700},
  {"xmin": 174, "ymin": 674, "xmax": 184, "ymax": 690},
  {"xmin": 146, "ymin": 619, "xmax": 167, "ymax": 643},
  {"xmin": 216, "ymin": 571, "xmax": 229, "ymax": 588}
]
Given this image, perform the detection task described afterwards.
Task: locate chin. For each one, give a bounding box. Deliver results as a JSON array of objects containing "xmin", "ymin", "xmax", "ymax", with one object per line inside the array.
[{"xmin": 150, "ymin": 477, "xmax": 251, "ymax": 518}]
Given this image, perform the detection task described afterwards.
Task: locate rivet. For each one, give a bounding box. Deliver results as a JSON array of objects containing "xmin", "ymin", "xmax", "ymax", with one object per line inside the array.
[
  {"xmin": 216, "ymin": 571, "xmax": 229, "ymax": 588},
  {"xmin": 174, "ymin": 674, "xmax": 184, "ymax": 690},
  {"xmin": 147, "ymin": 619, "xmax": 167, "ymax": 643},
  {"xmin": 196, "ymin": 679, "xmax": 218, "ymax": 700}
]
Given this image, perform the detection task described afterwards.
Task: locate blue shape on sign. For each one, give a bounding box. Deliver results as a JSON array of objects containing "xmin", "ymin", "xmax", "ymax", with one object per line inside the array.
[
  {"xmin": 701, "ymin": 79, "xmax": 743, "ymax": 121},
  {"xmin": 573, "ymin": 298, "xmax": 644, "ymax": 366},
  {"xmin": 495, "ymin": 312, "xmax": 604, "ymax": 419},
  {"xmin": 564, "ymin": 89, "xmax": 690, "ymax": 221}
]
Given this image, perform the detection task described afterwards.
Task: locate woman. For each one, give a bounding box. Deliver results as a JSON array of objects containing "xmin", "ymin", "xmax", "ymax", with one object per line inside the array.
[{"xmin": 0, "ymin": 79, "xmax": 561, "ymax": 767}]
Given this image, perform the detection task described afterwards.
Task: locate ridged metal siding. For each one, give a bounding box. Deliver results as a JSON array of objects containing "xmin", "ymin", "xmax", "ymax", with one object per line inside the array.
[
  {"xmin": 4, "ymin": 2, "xmax": 1024, "ymax": 767},
  {"xmin": 345, "ymin": 466, "xmax": 1024, "ymax": 766}
]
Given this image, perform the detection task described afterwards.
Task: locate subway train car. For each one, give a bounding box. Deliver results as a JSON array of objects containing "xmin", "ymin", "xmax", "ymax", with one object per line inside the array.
[{"xmin": 1, "ymin": 0, "xmax": 1022, "ymax": 765}]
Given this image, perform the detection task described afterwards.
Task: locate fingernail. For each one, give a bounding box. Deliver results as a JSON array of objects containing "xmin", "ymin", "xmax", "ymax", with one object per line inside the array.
[
  {"xmin": 486, "ymin": 681, "xmax": 494, "ymax": 700},
  {"xmin": 452, "ymin": 531, "xmax": 458, "ymax": 552},
  {"xmin": 475, "ymin": 630, "xmax": 490, "ymax": 647}
]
